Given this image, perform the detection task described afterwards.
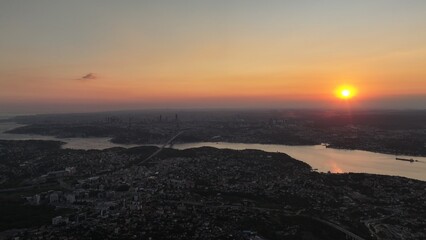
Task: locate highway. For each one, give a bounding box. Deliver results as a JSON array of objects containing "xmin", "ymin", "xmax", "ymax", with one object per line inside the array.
[{"xmin": 164, "ymin": 200, "xmax": 366, "ymax": 240}]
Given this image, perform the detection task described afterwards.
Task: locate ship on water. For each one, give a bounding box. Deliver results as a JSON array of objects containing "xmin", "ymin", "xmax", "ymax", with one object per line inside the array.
[{"xmin": 395, "ymin": 157, "xmax": 419, "ymax": 163}]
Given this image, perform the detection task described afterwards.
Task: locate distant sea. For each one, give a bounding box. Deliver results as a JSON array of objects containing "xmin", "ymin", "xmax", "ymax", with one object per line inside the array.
[{"xmin": 0, "ymin": 114, "xmax": 14, "ymax": 120}]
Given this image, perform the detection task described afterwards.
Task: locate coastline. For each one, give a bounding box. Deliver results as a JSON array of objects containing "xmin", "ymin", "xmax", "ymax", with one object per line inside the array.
[{"xmin": 4, "ymin": 122, "xmax": 426, "ymax": 157}]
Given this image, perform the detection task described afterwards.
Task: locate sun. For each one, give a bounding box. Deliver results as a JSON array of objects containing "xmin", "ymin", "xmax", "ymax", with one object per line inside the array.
[
  {"xmin": 335, "ymin": 85, "xmax": 357, "ymax": 99},
  {"xmin": 340, "ymin": 89, "xmax": 351, "ymax": 98}
]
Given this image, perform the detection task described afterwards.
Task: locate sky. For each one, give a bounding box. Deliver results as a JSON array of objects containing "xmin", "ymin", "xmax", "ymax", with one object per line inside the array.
[{"xmin": 0, "ymin": 0, "xmax": 425, "ymax": 114}]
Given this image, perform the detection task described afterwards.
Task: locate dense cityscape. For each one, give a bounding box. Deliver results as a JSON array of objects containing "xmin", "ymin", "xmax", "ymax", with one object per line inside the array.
[{"xmin": 0, "ymin": 110, "xmax": 425, "ymax": 240}]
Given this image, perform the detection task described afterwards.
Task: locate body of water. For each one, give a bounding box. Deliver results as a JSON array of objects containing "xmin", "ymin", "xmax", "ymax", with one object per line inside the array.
[
  {"xmin": 1, "ymin": 122, "xmax": 425, "ymax": 181},
  {"xmin": 0, "ymin": 122, "xmax": 139, "ymax": 150},
  {"xmin": 172, "ymin": 142, "xmax": 426, "ymax": 181}
]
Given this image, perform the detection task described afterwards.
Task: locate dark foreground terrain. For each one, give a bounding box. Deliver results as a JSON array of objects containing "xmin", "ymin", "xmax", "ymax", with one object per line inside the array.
[{"xmin": 0, "ymin": 140, "xmax": 425, "ymax": 240}]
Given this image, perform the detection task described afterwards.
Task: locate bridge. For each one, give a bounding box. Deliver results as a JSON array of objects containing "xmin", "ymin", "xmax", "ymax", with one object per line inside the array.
[
  {"xmin": 138, "ymin": 130, "xmax": 185, "ymax": 165},
  {"xmin": 134, "ymin": 130, "xmax": 367, "ymax": 240}
]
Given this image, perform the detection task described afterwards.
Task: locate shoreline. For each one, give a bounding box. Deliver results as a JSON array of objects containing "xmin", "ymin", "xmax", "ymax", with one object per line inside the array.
[
  {"xmin": 1, "ymin": 138, "xmax": 425, "ymax": 182},
  {"xmin": 3, "ymin": 121, "xmax": 425, "ymax": 157}
]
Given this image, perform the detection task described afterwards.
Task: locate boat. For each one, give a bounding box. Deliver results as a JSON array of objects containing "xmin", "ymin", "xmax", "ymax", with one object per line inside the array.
[{"xmin": 395, "ymin": 157, "xmax": 418, "ymax": 163}]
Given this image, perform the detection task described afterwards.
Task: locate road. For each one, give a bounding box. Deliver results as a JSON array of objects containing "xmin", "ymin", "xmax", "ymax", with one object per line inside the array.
[{"xmin": 165, "ymin": 200, "xmax": 366, "ymax": 240}]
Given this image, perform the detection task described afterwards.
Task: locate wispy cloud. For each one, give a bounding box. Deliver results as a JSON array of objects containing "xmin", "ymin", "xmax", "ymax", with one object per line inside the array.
[{"xmin": 78, "ymin": 73, "xmax": 97, "ymax": 81}]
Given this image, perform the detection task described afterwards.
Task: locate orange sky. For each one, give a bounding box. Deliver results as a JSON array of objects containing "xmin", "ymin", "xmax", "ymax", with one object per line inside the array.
[{"xmin": 0, "ymin": 1, "xmax": 425, "ymax": 113}]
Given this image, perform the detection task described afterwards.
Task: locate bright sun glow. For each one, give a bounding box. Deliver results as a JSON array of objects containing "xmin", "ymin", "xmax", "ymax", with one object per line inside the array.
[
  {"xmin": 341, "ymin": 89, "xmax": 351, "ymax": 98},
  {"xmin": 335, "ymin": 85, "xmax": 357, "ymax": 99}
]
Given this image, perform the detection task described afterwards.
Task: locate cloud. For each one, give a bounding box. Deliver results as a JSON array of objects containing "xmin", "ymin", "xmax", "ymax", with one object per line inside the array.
[{"xmin": 78, "ymin": 73, "xmax": 97, "ymax": 80}]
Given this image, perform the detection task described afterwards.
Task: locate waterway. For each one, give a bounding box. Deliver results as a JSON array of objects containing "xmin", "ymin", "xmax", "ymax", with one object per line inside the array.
[{"xmin": 0, "ymin": 122, "xmax": 425, "ymax": 181}]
